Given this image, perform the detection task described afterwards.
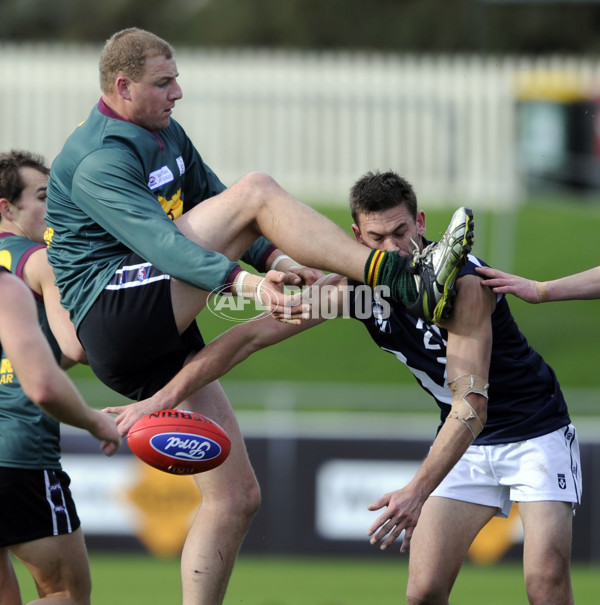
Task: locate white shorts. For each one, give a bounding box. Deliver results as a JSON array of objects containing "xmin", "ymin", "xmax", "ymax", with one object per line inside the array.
[{"xmin": 430, "ymin": 424, "xmax": 582, "ymax": 518}]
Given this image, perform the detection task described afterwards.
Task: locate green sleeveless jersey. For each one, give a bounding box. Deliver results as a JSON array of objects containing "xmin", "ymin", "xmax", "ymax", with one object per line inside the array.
[
  {"xmin": 46, "ymin": 101, "xmax": 273, "ymax": 328},
  {"xmin": 0, "ymin": 234, "xmax": 62, "ymax": 469}
]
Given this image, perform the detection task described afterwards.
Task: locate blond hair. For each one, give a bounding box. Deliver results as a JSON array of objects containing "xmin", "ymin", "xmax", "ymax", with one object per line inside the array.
[{"xmin": 99, "ymin": 28, "xmax": 175, "ymax": 93}]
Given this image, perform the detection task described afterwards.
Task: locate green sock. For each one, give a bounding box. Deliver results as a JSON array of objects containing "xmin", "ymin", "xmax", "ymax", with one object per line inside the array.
[{"xmin": 364, "ymin": 249, "xmax": 417, "ymax": 305}]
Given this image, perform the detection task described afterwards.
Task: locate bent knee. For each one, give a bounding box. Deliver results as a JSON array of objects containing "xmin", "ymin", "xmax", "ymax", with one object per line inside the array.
[
  {"xmin": 525, "ymin": 567, "xmax": 573, "ymax": 605},
  {"xmin": 237, "ymin": 477, "xmax": 261, "ymax": 520},
  {"xmin": 200, "ymin": 473, "xmax": 261, "ymax": 521},
  {"xmin": 237, "ymin": 171, "xmax": 281, "ymax": 198}
]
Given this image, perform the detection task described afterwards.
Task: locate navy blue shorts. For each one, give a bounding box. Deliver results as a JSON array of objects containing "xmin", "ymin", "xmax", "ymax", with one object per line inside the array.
[
  {"xmin": 0, "ymin": 467, "xmax": 80, "ymax": 547},
  {"xmin": 78, "ymin": 253, "xmax": 205, "ymax": 400}
]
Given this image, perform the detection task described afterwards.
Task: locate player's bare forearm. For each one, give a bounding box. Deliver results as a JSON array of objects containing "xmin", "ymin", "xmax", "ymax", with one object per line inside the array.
[
  {"xmin": 367, "ymin": 417, "xmax": 476, "ymax": 552},
  {"xmin": 545, "ymin": 266, "xmax": 600, "ymax": 300},
  {"xmin": 477, "ymin": 264, "xmax": 600, "ymax": 303},
  {"xmin": 105, "ymin": 275, "xmax": 345, "ymax": 433},
  {"xmin": 104, "ymin": 326, "xmax": 260, "ymax": 433},
  {"xmin": 264, "ymin": 248, "xmax": 325, "ymax": 287},
  {"xmin": 104, "ymin": 312, "xmax": 313, "ymax": 434}
]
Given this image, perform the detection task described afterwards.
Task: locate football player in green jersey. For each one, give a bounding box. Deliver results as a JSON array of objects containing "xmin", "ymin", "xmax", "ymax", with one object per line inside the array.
[
  {"xmin": 46, "ymin": 29, "xmax": 473, "ymax": 604},
  {"xmin": 0, "ymin": 151, "xmax": 120, "ymax": 605}
]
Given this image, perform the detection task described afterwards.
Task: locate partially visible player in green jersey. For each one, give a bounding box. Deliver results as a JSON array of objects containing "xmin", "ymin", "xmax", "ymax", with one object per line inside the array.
[
  {"xmin": 0, "ymin": 150, "xmax": 121, "ymax": 605},
  {"xmin": 45, "ymin": 28, "xmax": 473, "ymax": 604}
]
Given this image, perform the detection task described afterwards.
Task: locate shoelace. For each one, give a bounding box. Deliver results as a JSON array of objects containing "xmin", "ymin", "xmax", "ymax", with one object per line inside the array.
[{"xmin": 411, "ymin": 238, "xmax": 436, "ymax": 265}]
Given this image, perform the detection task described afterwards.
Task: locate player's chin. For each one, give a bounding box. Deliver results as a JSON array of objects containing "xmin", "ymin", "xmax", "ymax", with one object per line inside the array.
[{"xmin": 152, "ymin": 116, "xmax": 171, "ymax": 131}]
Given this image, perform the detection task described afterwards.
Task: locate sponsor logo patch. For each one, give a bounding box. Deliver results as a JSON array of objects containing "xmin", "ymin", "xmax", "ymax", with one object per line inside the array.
[
  {"xmin": 148, "ymin": 166, "xmax": 174, "ymax": 190},
  {"xmin": 150, "ymin": 432, "xmax": 222, "ymax": 461}
]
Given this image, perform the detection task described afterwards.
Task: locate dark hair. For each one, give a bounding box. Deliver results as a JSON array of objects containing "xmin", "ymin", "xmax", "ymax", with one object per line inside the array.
[
  {"xmin": 0, "ymin": 150, "xmax": 49, "ymax": 204},
  {"xmin": 349, "ymin": 170, "xmax": 418, "ymax": 224},
  {"xmin": 100, "ymin": 28, "xmax": 175, "ymax": 93}
]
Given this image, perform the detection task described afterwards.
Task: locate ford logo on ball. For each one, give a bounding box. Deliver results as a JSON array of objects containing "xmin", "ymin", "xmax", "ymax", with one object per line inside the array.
[{"xmin": 150, "ymin": 432, "xmax": 222, "ymax": 461}]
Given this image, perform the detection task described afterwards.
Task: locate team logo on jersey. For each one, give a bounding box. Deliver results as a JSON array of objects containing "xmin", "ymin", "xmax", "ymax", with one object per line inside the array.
[
  {"xmin": 148, "ymin": 166, "xmax": 174, "ymax": 190},
  {"xmin": 0, "ymin": 358, "xmax": 14, "ymax": 384},
  {"xmin": 158, "ymin": 189, "xmax": 184, "ymax": 220},
  {"xmin": 43, "ymin": 227, "xmax": 54, "ymax": 247},
  {"xmin": 557, "ymin": 473, "xmax": 566, "ymax": 490},
  {"xmin": 0, "ymin": 250, "xmax": 12, "ymax": 271}
]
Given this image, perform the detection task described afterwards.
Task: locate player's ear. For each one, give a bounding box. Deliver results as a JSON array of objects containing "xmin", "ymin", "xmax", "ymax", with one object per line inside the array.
[
  {"xmin": 352, "ymin": 223, "xmax": 364, "ymax": 244},
  {"xmin": 115, "ymin": 76, "xmax": 132, "ymax": 101},
  {"xmin": 416, "ymin": 210, "xmax": 426, "ymax": 238},
  {"xmin": 0, "ymin": 198, "xmax": 15, "ymax": 222}
]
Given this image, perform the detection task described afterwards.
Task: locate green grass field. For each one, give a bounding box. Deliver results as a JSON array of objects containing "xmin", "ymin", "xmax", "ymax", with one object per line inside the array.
[{"xmin": 12, "ymin": 554, "xmax": 600, "ymax": 604}]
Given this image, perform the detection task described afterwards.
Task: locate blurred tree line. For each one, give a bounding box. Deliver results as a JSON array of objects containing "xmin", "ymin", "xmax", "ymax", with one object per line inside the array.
[{"xmin": 2, "ymin": 0, "xmax": 600, "ymax": 53}]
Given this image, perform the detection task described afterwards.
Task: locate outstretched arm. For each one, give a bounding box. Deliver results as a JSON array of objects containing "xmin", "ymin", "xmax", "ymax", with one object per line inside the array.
[
  {"xmin": 367, "ymin": 274, "xmax": 494, "ymax": 552},
  {"xmin": 105, "ymin": 273, "xmax": 348, "ymax": 434},
  {"xmin": 476, "ymin": 264, "xmax": 600, "ymax": 303},
  {"xmin": 0, "ymin": 272, "xmax": 120, "ymax": 455}
]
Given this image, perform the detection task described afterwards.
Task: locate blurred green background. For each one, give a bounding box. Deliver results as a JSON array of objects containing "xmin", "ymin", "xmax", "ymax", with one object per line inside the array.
[{"xmin": 3, "ymin": 0, "xmax": 600, "ymax": 55}]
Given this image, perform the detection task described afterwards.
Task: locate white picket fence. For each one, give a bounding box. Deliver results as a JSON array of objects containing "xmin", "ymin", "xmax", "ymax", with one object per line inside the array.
[{"xmin": 2, "ymin": 44, "xmax": 600, "ymax": 207}]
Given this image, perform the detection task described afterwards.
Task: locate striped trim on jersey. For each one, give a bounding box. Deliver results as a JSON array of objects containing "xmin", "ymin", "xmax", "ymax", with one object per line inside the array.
[
  {"xmin": 366, "ymin": 250, "xmax": 386, "ymax": 288},
  {"xmin": 44, "ymin": 470, "xmax": 73, "ymax": 535},
  {"xmin": 105, "ymin": 262, "xmax": 171, "ymax": 290}
]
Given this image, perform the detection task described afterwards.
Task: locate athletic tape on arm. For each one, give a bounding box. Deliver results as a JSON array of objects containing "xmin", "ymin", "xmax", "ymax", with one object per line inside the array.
[
  {"xmin": 447, "ymin": 375, "xmax": 489, "ymax": 439},
  {"xmin": 270, "ymin": 254, "xmax": 302, "ymax": 272},
  {"xmin": 270, "ymin": 254, "xmax": 293, "ymax": 271},
  {"xmin": 535, "ymin": 281, "xmax": 550, "ymax": 303}
]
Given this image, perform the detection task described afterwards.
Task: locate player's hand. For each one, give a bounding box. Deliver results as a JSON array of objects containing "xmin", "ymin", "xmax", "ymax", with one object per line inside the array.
[
  {"xmin": 268, "ymin": 286, "xmax": 311, "ymax": 325},
  {"xmin": 259, "ymin": 270, "xmax": 286, "ymax": 305},
  {"xmin": 90, "ymin": 410, "xmax": 121, "ymax": 456},
  {"xmin": 103, "ymin": 400, "xmax": 163, "ymax": 437},
  {"xmin": 283, "ymin": 265, "xmax": 326, "ymax": 287},
  {"xmin": 367, "ymin": 487, "xmax": 424, "ymax": 552},
  {"xmin": 260, "ymin": 271, "xmax": 310, "ymax": 324},
  {"xmin": 476, "ymin": 266, "xmax": 541, "ymax": 303}
]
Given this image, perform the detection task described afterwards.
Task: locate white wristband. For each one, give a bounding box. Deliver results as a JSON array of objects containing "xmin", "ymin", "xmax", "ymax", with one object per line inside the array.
[
  {"xmin": 270, "ymin": 254, "xmax": 293, "ymax": 271},
  {"xmin": 255, "ymin": 278, "xmax": 266, "ymax": 304},
  {"xmin": 234, "ymin": 270, "xmax": 249, "ymax": 296}
]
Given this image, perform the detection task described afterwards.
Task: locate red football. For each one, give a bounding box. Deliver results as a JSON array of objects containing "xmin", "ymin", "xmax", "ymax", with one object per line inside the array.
[{"xmin": 127, "ymin": 410, "xmax": 231, "ymax": 475}]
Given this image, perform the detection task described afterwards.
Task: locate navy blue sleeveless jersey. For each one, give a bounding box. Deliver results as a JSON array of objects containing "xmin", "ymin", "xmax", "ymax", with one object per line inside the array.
[{"xmin": 349, "ymin": 253, "xmax": 570, "ymax": 445}]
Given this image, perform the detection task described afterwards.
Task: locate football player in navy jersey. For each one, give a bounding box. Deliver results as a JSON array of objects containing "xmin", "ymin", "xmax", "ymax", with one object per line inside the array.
[
  {"xmin": 477, "ymin": 263, "xmax": 600, "ymax": 303},
  {"xmin": 108, "ymin": 170, "xmax": 580, "ymax": 605}
]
